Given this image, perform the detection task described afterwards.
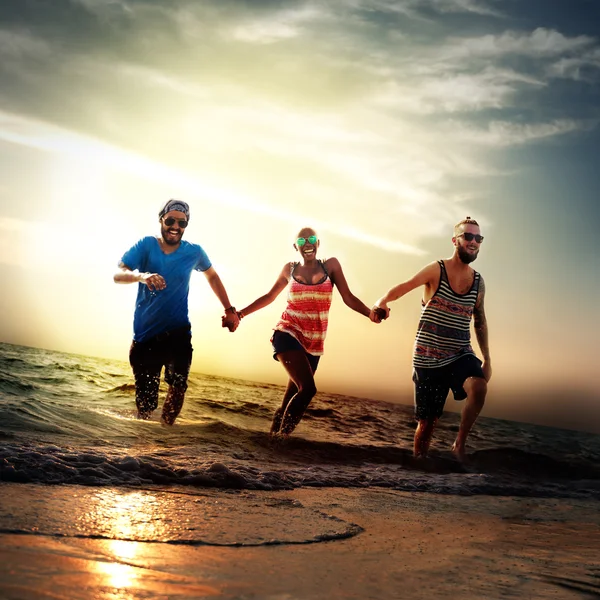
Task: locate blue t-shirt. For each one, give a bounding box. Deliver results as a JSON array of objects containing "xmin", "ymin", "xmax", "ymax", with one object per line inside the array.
[{"xmin": 121, "ymin": 236, "xmax": 212, "ymax": 342}]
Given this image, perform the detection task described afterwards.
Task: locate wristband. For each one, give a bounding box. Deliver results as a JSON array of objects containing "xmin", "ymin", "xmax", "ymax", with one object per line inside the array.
[{"xmin": 224, "ymin": 306, "xmax": 237, "ymax": 314}]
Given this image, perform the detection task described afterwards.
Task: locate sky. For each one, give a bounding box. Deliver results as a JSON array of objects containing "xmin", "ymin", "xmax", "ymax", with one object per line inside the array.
[{"xmin": 0, "ymin": 0, "xmax": 599, "ymax": 433}]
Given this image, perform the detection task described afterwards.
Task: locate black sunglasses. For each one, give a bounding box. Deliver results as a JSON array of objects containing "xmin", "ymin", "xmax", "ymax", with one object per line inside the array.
[
  {"xmin": 458, "ymin": 232, "xmax": 484, "ymax": 243},
  {"xmin": 163, "ymin": 217, "xmax": 188, "ymax": 228}
]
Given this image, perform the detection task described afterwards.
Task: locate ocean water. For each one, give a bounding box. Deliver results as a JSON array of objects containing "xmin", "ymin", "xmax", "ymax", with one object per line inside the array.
[{"xmin": 1, "ymin": 341, "xmax": 600, "ymax": 501}]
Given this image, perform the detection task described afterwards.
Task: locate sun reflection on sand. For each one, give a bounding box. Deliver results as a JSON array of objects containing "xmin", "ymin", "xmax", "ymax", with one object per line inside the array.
[
  {"xmin": 82, "ymin": 490, "xmax": 158, "ymax": 593},
  {"xmin": 63, "ymin": 487, "xmax": 229, "ymax": 597},
  {"xmin": 94, "ymin": 559, "xmax": 138, "ymax": 591},
  {"xmin": 84, "ymin": 491, "xmax": 165, "ymax": 597},
  {"xmin": 109, "ymin": 539, "xmax": 139, "ymax": 561},
  {"xmin": 79, "ymin": 489, "xmax": 169, "ymax": 541}
]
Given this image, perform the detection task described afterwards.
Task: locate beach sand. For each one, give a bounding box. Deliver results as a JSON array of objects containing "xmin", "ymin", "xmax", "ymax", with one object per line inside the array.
[{"xmin": 0, "ymin": 485, "xmax": 598, "ymax": 599}]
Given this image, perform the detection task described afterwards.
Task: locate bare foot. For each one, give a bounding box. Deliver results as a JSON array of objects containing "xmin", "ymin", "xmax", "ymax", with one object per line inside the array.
[
  {"xmin": 412, "ymin": 455, "xmax": 440, "ymax": 473},
  {"xmin": 451, "ymin": 442, "xmax": 467, "ymax": 462},
  {"xmin": 269, "ymin": 431, "xmax": 289, "ymax": 447},
  {"xmin": 160, "ymin": 408, "xmax": 179, "ymax": 425}
]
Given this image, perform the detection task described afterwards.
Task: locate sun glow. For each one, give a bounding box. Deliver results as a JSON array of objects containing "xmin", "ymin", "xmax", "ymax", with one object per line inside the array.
[
  {"xmin": 0, "ymin": 109, "xmax": 420, "ymax": 253},
  {"xmin": 94, "ymin": 560, "xmax": 138, "ymax": 592}
]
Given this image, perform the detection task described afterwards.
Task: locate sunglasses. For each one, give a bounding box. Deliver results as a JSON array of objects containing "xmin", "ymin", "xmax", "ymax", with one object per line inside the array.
[
  {"xmin": 458, "ymin": 232, "xmax": 484, "ymax": 243},
  {"xmin": 163, "ymin": 217, "xmax": 188, "ymax": 228},
  {"xmin": 296, "ymin": 235, "xmax": 318, "ymax": 247}
]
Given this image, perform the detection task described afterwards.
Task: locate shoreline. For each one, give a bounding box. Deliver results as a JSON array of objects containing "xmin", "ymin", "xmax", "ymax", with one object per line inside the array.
[{"xmin": 0, "ymin": 484, "xmax": 599, "ymax": 599}]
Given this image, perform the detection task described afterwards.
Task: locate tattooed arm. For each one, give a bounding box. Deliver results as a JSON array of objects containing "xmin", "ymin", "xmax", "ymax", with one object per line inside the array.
[{"xmin": 474, "ymin": 277, "xmax": 492, "ymax": 381}]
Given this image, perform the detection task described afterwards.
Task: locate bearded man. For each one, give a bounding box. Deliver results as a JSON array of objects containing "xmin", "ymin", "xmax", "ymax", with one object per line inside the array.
[
  {"xmin": 375, "ymin": 217, "xmax": 491, "ymax": 460},
  {"xmin": 114, "ymin": 199, "xmax": 239, "ymax": 424}
]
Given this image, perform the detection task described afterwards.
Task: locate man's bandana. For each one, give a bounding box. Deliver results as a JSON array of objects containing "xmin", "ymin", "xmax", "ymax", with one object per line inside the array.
[{"xmin": 159, "ymin": 199, "xmax": 190, "ymax": 220}]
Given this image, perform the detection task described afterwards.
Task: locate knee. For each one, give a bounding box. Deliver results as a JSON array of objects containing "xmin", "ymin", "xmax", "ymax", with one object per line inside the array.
[
  {"xmin": 290, "ymin": 382, "xmax": 316, "ymax": 413},
  {"xmin": 301, "ymin": 381, "xmax": 317, "ymax": 398},
  {"xmin": 468, "ymin": 378, "xmax": 487, "ymax": 403},
  {"xmin": 169, "ymin": 384, "xmax": 187, "ymax": 397},
  {"xmin": 417, "ymin": 418, "xmax": 437, "ymax": 433},
  {"xmin": 168, "ymin": 373, "xmax": 188, "ymax": 392}
]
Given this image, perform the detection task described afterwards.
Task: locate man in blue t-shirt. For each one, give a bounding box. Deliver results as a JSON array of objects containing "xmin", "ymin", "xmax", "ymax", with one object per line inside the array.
[{"xmin": 114, "ymin": 199, "xmax": 240, "ymax": 424}]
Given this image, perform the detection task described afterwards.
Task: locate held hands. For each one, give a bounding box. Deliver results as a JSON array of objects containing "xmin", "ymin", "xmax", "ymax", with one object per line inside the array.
[
  {"xmin": 369, "ymin": 305, "xmax": 390, "ymax": 323},
  {"xmin": 221, "ymin": 307, "xmax": 241, "ymax": 333}
]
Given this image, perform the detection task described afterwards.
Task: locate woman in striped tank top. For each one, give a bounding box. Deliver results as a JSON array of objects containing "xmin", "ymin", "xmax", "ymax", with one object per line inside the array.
[{"xmin": 236, "ymin": 227, "xmax": 384, "ymax": 437}]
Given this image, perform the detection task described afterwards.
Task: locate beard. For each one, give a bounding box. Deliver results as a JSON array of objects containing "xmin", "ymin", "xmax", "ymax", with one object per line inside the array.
[
  {"xmin": 161, "ymin": 226, "xmax": 183, "ymax": 246},
  {"xmin": 457, "ymin": 245, "xmax": 478, "ymax": 264}
]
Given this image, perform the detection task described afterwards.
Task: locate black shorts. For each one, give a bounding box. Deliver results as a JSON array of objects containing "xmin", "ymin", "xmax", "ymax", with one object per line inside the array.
[
  {"xmin": 271, "ymin": 330, "xmax": 321, "ymax": 373},
  {"xmin": 129, "ymin": 326, "xmax": 193, "ymax": 413},
  {"xmin": 412, "ymin": 354, "xmax": 484, "ymax": 421}
]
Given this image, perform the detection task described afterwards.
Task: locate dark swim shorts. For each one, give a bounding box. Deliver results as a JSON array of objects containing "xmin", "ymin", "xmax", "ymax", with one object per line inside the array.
[
  {"xmin": 271, "ymin": 330, "xmax": 320, "ymax": 373},
  {"xmin": 412, "ymin": 353, "xmax": 485, "ymax": 421},
  {"xmin": 129, "ymin": 326, "xmax": 193, "ymax": 414}
]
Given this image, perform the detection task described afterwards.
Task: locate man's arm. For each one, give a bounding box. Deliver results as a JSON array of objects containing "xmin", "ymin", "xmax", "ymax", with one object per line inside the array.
[
  {"xmin": 202, "ymin": 266, "xmax": 240, "ymax": 331},
  {"xmin": 473, "ymin": 277, "xmax": 492, "ymax": 381},
  {"xmin": 113, "ymin": 262, "xmax": 166, "ymax": 291},
  {"xmin": 374, "ymin": 261, "xmax": 439, "ymax": 317}
]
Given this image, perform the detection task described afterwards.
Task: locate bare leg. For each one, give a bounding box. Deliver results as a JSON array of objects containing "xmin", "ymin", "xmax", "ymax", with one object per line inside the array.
[
  {"xmin": 414, "ymin": 418, "xmax": 437, "ymax": 457},
  {"xmin": 270, "ymin": 379, "xmax": 298, "ymax": 434},
  {"xmin": 161, "ymin": 385, "xmax": 186, "ymax": 425},
  {"xmin": 451, "ymin": 376, "xmax": 487, "ymax": 459},
  {"xmin": 274, "ymin": 350, "xmax": 317, "ymax": 437}
]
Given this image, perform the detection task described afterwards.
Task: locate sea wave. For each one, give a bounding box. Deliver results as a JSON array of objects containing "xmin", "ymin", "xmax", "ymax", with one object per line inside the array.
[
  {"xmin": 1, "ymin": 436, "xmax": 599, "ymax": 499},
  {"xmin": 1, "ymin": 342, "xmax": 600, "ymax": 501}
]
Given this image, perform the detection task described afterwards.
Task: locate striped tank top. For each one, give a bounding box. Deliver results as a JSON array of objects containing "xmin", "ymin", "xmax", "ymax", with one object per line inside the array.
[
  {"xmin": 273, "ymin": 261, "xmax": 333, "ymax": 356},
  {"xmin": 413, "ymin": 260, "xmax": 480, "ymax": 368}
]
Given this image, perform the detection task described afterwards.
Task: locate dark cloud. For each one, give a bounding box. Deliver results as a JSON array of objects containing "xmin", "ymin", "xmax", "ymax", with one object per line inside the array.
[
  {"xmin": 0, "ymin": 0, "xmax": 137, "ymax": 48},
  {"xmin": 1, "ymin": 0, "xmax": 599, "ymax": 159},
  {"xmin": 504, "ymin": 0, "xmax": 600, "ymax": 37}
]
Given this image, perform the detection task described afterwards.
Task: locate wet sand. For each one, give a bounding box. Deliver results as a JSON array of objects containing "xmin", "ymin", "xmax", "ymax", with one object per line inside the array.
[{"xmin": 0, "ymin": 485, "xmax": 599, "ymax": 599}]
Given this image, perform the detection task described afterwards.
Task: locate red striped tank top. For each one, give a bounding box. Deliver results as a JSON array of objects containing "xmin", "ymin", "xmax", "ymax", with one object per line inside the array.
[{"xmin": 273, "ymin": 261, "xmax": 333, "ymax": 356}]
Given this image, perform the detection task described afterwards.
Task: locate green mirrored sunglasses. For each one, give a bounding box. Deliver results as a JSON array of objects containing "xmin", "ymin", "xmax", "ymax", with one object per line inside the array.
[{"xmin": 296, "ymin": 235, "xmax": 318, "ymax": 247}]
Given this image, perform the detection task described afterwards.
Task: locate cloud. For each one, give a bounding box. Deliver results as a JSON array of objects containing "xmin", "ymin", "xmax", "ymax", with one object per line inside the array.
[
  {"xmin": 346, "ymin": 0, "xmax": 503, "ymax": 18},
  {"xmin": 453, "ymin": 119, "xmax": 589, "ymax": 147},
  {"xmin": 0, "ymin": 110, "xmax": 425, "ymax": 254},
  {"xmin": 225, "ymin": 5, "xmax": 323, "ymax": 43},
  {"xmin": 445, "ymin": 28, "xmax": 595, "ymax": 60},
  {"xmin": 0, "ymin": 0, "xmax": 598, "ymax": 259},
  {"xmin": 358, "ymin": 27, "xmax": 599, "ymax": 115},
  {"xmin": 547, "ymin": 47, "xmax": 600, "ymax": 82},
  {"xmin": 229, "ymin": 20, "xmax": 300, "ymax": 43},
  {"xmin": 0, "ymin": 28, "xmax": 51, "ymax": 60},
  {"xmin": 70, "ymin": 0, "xmax": 133, "ymax": 18},
  {"xmin": 427, "ymin": 0, "xmax": 503, "ymax": 16},
  {"xmin": 114, "ymin": 63, "xmax": 210, "ymax": 100},
  {"xmin": 372, "ymin": 67, "xmax": 544, "ymax": 113}
]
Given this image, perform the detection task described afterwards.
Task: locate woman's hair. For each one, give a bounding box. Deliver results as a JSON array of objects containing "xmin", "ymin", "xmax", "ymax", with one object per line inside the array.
[{"xmin": 296, "ymin": 226, "xmax": 317, "ymax": 237}]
